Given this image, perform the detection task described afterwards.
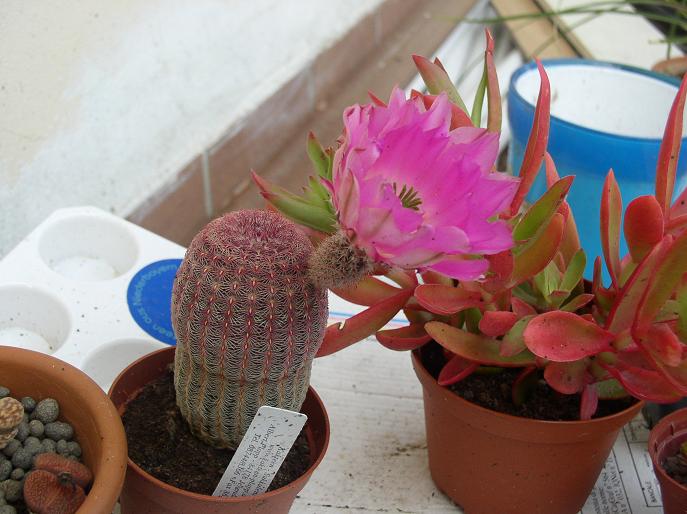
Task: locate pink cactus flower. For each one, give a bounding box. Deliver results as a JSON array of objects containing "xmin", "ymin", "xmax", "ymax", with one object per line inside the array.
[{"xmin": 331, "ymin": 87, "xmax": 519, "ymax": 280}]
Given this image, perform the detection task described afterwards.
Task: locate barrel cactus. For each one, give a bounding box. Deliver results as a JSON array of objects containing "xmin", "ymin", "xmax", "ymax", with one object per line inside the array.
[{"xmin": 171, "ymin": 209, "xmax": 328, "ymax": 449}]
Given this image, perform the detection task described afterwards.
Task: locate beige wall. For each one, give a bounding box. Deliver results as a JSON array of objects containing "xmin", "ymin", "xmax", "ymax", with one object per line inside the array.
[{"xmin": 0, "ymin": 0, "xmax": 382, "ymax": 255}]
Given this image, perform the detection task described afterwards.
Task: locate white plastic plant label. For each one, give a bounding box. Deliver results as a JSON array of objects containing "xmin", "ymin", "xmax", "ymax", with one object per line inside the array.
[{"xmin": 212, "ymin": 405, "xmax": 308, "ymax": 497}]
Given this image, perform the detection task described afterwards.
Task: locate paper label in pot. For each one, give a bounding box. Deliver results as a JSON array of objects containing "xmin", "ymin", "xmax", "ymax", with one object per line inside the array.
[{"xmin": 212, "ymin": 406, "xmax": 307, "ymax": 497}]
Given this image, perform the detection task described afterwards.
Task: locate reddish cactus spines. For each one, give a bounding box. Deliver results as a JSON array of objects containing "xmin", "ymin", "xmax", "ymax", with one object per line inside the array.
[
  {"xmin": 33, "ymin": 453, "xmax": 92, "ymax": 489},
  {"xmin": 24, "ymin": 455, "xmax": 92, "ymax": 514},
  {"xmin": 172, "ymin": 210, "xmax": 328, "ymax": 449}
]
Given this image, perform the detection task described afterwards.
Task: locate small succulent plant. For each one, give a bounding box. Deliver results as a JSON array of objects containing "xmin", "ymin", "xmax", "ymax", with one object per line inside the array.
[
  {"xmin": 252, "ymin": 29, "xmax": 687, "ymax": 419},
  {"xmin": 0, "ymin": 399, "xmax": 23, "ymax": 450},
  {"xmin": 171, "ymin": 209, "xmax": 328, "ymax": 449},
  {"xmin": 23, "ymin": 454, "xmax": 92, "ymax": 514}
]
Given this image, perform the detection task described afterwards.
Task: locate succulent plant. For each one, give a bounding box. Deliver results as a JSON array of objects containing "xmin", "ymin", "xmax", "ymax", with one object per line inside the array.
[
  {"xmin": 251, "ymin": 30, "xmax": 687, "ymax": 419},
  {"xmin": 23, "ymin": 454, "xmax": 91, "ymax": 514},
  {"xmin": 0, "ymin": 399, "xmax": 23, "ymax": 450},
  {"xmin": 171, "ymin": 209, "xmax": 328, "ymax": 449}
]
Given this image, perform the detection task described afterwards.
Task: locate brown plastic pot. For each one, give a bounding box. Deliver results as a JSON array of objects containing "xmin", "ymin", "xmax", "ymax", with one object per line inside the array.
[
  {"xmin": 0, "ymin": 345, "xmax": 127, "ymax": 513},
  {"xmin": 109, "ymin": 346, "xmax": 330, "ymax": 514},
  {"xmin": 412, "ymin": 348, "xmax": 643, "ymax": 514},
  {"xmin": 649, "ymin": 408, "xmax": 687, "ymax": 514}
]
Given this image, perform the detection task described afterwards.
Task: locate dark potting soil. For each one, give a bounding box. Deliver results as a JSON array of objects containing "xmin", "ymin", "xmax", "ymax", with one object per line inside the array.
[
  {"xmin": 122, "ymin": 370, "xmax": 311, "ymax": 495},
  {"xmin": 422, "ymin": 342, "xmax": 636, "ymax": 421},
  {"xmin": 664, "ymin": 450, "xmax": 687, "ymax": 485}
]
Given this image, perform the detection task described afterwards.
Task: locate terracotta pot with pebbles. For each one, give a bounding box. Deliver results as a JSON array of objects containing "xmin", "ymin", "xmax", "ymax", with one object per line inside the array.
[
  {"xmin": 111, "ymin": 210, "xmax": 331, "ymax": 514},
  {"xmin": 0, "ymin": 346, "xmax": 127, "ymax": 514}
]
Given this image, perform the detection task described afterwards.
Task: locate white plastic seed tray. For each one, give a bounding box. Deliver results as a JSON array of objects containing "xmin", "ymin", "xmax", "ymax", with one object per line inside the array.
[{"xmin": 0, "ymin": 206, "xmax": 185, "ymax": 391}]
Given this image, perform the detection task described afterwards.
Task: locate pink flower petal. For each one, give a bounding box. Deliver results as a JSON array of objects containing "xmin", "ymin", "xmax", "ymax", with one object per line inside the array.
[
  {"xmin": 426, "ymin": 257, "xmax": 490, "ymax": 280},
  {"xmin": 331, "ymin": 88, "xmax": 518, "ymax": 271}
]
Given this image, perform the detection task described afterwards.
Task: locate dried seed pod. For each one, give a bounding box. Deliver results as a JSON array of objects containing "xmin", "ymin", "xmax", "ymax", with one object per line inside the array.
[
  {"xmin": 33, "ymin": 454, "xmax": 92, "ymax": 489},
  {"xmin": 23, "ymin": 470, "xmax": 85, "ymax": 514},
  {"xmin": 0, "ymin": 399, "xmax": 23, "ymax": 450}
]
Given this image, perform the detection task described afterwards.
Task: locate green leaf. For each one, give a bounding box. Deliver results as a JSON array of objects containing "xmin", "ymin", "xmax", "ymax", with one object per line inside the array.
[
  {"xmin": 470, "ymin": 63, "xmax": 487, "ymax": 127},
  {"xmin": 513, "ymin": 176, "xmax": 574, "ymax": 242},
  {"xmin": 306, "ymin": 132, "xmax": 332, "ymax": 180},
  {"xmin": 252, "ymin": 172, "xmax": 336, "ymax": 234},
  {"xmin": 559, "ymin": 249, "xmax": 586, "ymax": 293},
  {"xmin": 510, "ymin": 213, "xmax": 565, "ymax": 287},
  {"xmin": 412, "ymin": 55, "xmax": 469, "ymax": 114},
  {"xmin": 635, "ymin": 231, "xmax": 687, "ymax": 330},
  {"xmin": 464, "ymin": 307, "xmax": 483, "ymax": 334},
  {"xmin": 534, "ymin": 261, "xmax": 560, "ymax": 298},
  {"xmin": 561, "ymin": 294, "xmax": 594, "ymax": 313},
  {"xmin": 600, "ymin": 170, "xmax": 622, "ymax": 289},
  {"xmin": 677, "ymin": 284, "xmax": 687, "ymax": 340},
  {"xmin": 500, "ymin": 315, "xmax": 534, "ymax": 357},
  {"xmin": 594, "ymin": 378, "xmax": 627, "ymax": 400}
]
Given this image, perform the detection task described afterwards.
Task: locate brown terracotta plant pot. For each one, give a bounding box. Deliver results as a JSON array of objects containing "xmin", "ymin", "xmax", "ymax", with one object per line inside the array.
[
  {"xmin": 109, "ymin": 346, "xmax": 330, "ymax": 514},
  {"xmin": 649, "ymin": 408, "xmax": 687, "ymax": 514},
  {"xmin": 412, "ymin": 348, "xmax": 643, "ymax": 514},
  {"xmin": 0, "ymin": 345, "xmax": 128, "ymax": 513}
]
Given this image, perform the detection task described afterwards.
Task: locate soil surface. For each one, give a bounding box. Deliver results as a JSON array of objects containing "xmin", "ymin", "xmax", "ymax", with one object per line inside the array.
[
  {"xmin": 664, "ymin": 450, "xmax": 687, "ymax": 485},
  {"xmin": 422, "ymin": 343, "xmax": 636, "ymax": 421},
  {"xmin": 122, "ymin": 370, "xmax": 310, "ymax": 495}
]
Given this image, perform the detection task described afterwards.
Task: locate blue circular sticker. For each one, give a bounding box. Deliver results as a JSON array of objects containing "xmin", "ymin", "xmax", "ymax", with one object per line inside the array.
[{"xmin": 127, "ymin": 259, "xmax": 182, "ymax": 345}]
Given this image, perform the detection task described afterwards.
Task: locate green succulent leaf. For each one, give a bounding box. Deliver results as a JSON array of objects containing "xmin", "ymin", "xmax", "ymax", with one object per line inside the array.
[
  {"xmin": 513, "ymin": 176, "xmax": 573, "ymax": 242},
  {"xmin": 412, "ymin": 55, "xmax": 469, "ymax": 114},
  {"xmin": 252, "ymin": 172, "xmax": 336, "ymax": 234},
  {"xmin": 510, "ymin": 213, "xmax": 565, "ymax": 287},
  {"xmin": 559, "ymin": 249, "xmax": 586, "ymax": 293},
  {"xmin": 306, "ymin": 132, "xmax": 332, "ymax": 180}
]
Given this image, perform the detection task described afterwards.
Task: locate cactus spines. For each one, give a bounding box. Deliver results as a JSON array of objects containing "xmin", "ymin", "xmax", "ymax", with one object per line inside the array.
[
  {"xmin": 172, "ymin": 210, "xmax": 328, "ymax": 449},
  {"xmin": 308, "ymin": 230, "xmax": 374, "ymax": 290},
  {"xmin": 0, "ymin": 398, "xmax": 23, "ymax": 450}
]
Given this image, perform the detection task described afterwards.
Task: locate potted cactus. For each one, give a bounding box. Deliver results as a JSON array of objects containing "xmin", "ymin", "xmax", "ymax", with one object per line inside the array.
[
  {"xmin": 0, "ymin": 346, "xmax": 127, "ymax": 514},
  {"xmin": 649, "ymin": 408, "xmax": 687, "ymax": 514},
  {"xmin": 109, "ymin": 210, "xmax": 330, "ymax": 514},
  {"xmin": 254, "ymin": 31, "xmax": 687, "ymax": 514}
]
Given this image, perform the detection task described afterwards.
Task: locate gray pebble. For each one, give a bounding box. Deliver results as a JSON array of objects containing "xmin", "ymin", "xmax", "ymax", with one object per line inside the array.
[
  {"xmin": 0, "ymin": 461, "xmax": 9, "ymax": 482},
  {"xmin": 1, "ymin": 441, "xmax": 19, "ymax": 458},
  {"xmin": 23, "ymin": 437, "xmax": 41, "ymax": 456},
  {"xmin": 56, "ymin": 439, "xmax": 69, "ymax": 456},
  {"xmin": 11, "ymin": 448, "xmax": 31, "ymax": 470},
  {"xmin": 0, "ymin": 505, "xmax": 16, "ymax": 514},
  {"xmin": 8, "ymin": 469, "xmax": 22, "ymax": 481},
  {"xmin": 0, "ymin": 388, "xmax": 8, "ymax": 400},
  {"xmin": 40, "ymin": 439, "xmax": 56, "ymax": 454},
  {"xmin": 19, "ymin": 397, "xmax": 35, "ymax": 413},
  {"xmin": 67, "ymin": 455, "xmax": 79, "ymax": 461},
  {"xmin": 20, "ymin": 414, "xmax": 27, "ymax": 424},
  {"xmin": 28, "ymin": 419, "xmax": 44, "ymax": 438},
  {"xmin": 0, "ymin": 489, "xmax": 4, "ymax": 504},
  {"xmin": 13, "ymin": 423, "xmax": 28, "ymax": 443},
  {"xmin": 33, "ymin": 399, "xmax": 59, "ymax": 424},
  {"xmin": 45, "ymin": 422, "xmax": 73, "ymax": 441},
  {"xmin": 0, "ymin": 480, "xmax": 21, "ymax": 502},
  {"xmin": 66, "ymin": 441, "xmax": 82, "ymax": 458}
]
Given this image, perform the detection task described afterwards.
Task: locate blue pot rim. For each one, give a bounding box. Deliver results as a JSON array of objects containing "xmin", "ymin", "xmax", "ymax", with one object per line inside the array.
[{"xmin": 508, "ymin": 58, "xmax": 684, "ymax": 144}]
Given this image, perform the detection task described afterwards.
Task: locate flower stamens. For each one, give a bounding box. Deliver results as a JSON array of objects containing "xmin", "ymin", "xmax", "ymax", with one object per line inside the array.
[{"xmin": 393, "ymin": 183, "xmax": 423, "ymax": 211}]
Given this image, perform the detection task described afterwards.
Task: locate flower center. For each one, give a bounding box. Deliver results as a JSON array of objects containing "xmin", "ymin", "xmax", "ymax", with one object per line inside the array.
[{"xmin": 393, "ymin": 183, "xmax": 422, "ymax": 211}]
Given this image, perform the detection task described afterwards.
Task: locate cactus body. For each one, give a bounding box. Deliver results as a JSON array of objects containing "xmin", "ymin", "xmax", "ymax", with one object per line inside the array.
[{"xmin": 171, "ymin": 210, "xmax": 328, "ymax": 449}]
